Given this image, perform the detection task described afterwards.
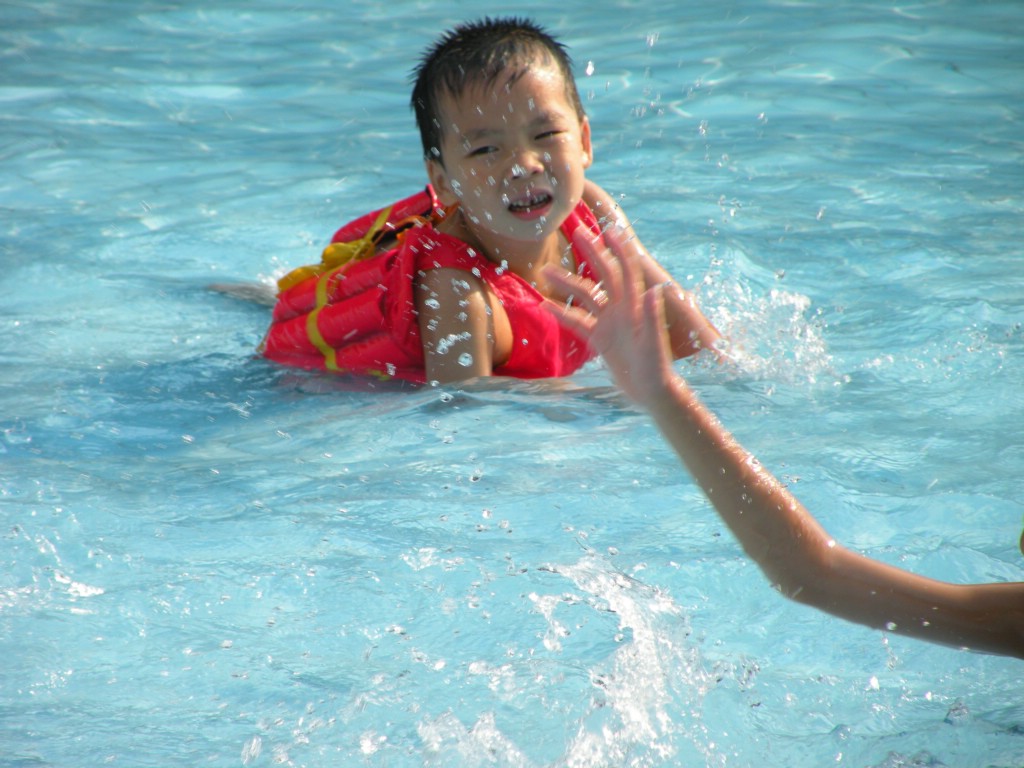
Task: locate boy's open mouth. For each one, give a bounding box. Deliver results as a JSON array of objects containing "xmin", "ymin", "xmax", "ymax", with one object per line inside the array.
[{"xmin": 508, "ymin": 192, "xmax": 553, "ymax": 214}]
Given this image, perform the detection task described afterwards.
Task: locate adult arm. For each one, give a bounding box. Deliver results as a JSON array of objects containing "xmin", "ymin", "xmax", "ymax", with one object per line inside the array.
[{"xmin": 545, "ymin": 224, "xmax": 1024, "ymax": 660}]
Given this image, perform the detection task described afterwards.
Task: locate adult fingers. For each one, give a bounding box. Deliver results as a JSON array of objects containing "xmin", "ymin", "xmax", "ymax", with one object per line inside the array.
[
  {"xmin": 542, "ymin": 266, "xmax": 607, "ymax": 316},
  {"xmin": 599, "ymin": 224, "xmax": 646, "ymax": 312},
  {"xmin": 539, "ymin": 294, "xmax": 596, "ymax": 340},
  {"xmin": 642, "ymin": 283, "xmax": 673, "ymax": 370},
  {"xmin": 571, "ymin": 226, "xmax": 622, "ymax": 297}
]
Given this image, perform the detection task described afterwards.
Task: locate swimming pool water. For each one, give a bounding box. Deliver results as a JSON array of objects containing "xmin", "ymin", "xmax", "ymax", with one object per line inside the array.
[{"xmin": 2, "ymin": 1, "xmax": 1022, "ymax": 766}]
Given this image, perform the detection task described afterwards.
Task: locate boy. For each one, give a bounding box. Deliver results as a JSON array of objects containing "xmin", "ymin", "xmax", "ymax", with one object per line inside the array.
[{"xmin": 260, "ymin": 18, "xmax": 720, "ymax": 384}]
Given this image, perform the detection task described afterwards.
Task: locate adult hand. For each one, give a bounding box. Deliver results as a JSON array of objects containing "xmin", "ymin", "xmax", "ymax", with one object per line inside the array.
[{"xmin": 544, "ymin": 224, "xmax": 679, "ymax": 405}]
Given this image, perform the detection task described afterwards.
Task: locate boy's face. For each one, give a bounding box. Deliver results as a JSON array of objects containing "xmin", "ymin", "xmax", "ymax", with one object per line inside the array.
[{"xmin": 427, "ymin": 61, "xmax": 592, "ymax": 245}]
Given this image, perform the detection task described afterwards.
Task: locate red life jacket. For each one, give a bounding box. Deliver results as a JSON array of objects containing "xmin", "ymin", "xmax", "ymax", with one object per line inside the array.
[{"xmin": 261, "ymin": 186, "xmax": 599, "ymax": 382}]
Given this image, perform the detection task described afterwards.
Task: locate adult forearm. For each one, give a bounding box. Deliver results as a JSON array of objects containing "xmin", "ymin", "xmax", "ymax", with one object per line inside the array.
[
  {"xmin": 640, "ymin": 377, "xmax": 1024, "ymax": 659},
  {"xmin": 640, "ymin": 377, "xmax": 831, "ymax": 581}
]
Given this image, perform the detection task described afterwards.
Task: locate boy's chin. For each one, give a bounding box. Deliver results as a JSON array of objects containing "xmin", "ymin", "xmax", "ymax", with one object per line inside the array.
[{"xmin": 498, "ymin": 211, "xmax": 566, "ymax": 240}]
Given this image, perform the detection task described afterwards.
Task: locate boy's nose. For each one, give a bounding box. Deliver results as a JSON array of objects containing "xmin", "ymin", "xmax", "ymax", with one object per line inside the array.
[{"xmin": 509, "ymin": 149, "xmax": 544, "ymax": 179}]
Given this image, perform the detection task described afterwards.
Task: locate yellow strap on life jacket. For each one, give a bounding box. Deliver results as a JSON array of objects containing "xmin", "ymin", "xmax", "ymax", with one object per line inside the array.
[
  {"xmin": 276, "ymin": 205, "xmax": 394, "ymax": 294},
  {"xmin": 286, "ymin": 206, "xmax": 393, "ymax": 371},
  {"xmin": 305, "ymin": 261, "xmax": 347, "ymax": 371},
  {"xmin": 278, "ymin": 201, "xmax": 457, "ymax": 372}
]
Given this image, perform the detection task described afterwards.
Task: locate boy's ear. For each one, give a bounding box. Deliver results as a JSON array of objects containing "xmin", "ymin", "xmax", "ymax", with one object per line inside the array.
[
  {"xmin": 581, "ymin": 117, "xmax": 593, "ymax": 169},
  {"xmin": 426, "ymin": 158, "xmax": 459, "ymax": 205}
]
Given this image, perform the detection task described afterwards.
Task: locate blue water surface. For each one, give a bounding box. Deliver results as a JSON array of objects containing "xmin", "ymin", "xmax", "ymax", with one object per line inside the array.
[{"xmin": 2, "ymin": 1, "xmax": 1023, "ymax": 766}]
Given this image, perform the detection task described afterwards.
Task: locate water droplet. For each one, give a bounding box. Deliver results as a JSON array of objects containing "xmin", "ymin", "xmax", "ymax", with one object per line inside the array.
[
  {"xmin": 457, "ymin": 352, "xmax": 473, "ymax": 367},
  {"xmin": 424, "ymin": 297, "xmax": 440, "ymax": 310}
]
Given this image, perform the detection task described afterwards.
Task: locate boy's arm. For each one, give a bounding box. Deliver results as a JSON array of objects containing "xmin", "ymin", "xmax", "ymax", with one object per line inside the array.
[
  {"xmin": 544, "ymin": 227, "xmax": 1024, "ymax": 660},
  {"xmin": 415, "ymin": 267, "xmax": 496, "ymax": 384},
  {"xmin": 581, "ymin": 180, "xmax": 722, "ymax": 359}
]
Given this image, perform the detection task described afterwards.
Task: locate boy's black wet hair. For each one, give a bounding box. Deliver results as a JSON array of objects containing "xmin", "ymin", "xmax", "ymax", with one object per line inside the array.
[{"xmin": 411, "ymin": 17, "xmax": 586, "ymax": 162}]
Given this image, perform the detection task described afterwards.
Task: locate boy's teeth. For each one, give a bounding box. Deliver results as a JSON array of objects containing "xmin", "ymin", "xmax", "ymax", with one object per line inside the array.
[{"xmin": 511, "ymin": 193, "xmax": 550, "ymax": 210}]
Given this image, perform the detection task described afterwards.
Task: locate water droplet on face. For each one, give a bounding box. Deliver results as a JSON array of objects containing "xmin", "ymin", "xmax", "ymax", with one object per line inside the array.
[
  {"xmin": 457, "ymin": 352, "xmax": 473, "ymax": 367},
  {"xmin": 424, "ymin": 297, "xmax": 441, "ymax": 310}
]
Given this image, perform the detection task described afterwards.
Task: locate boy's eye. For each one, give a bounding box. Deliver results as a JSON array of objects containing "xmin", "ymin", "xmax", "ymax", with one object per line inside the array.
[
  {"xmin": 537, "ymin": 129, "xmax": 563, "ymax": 141},
  {"xmin": 468, "ymin": 145, "xmax": 498, "ymax": 157}
]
